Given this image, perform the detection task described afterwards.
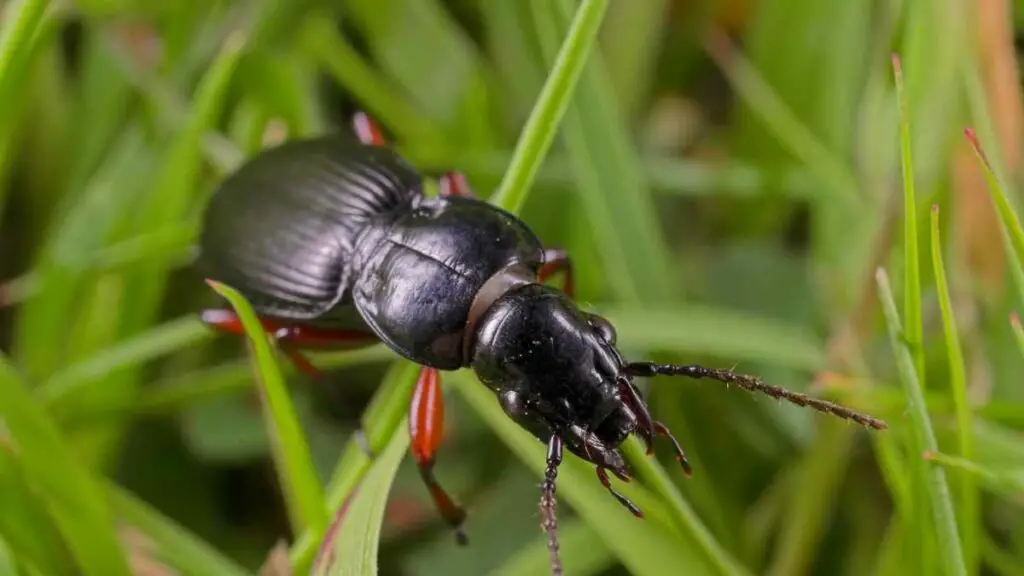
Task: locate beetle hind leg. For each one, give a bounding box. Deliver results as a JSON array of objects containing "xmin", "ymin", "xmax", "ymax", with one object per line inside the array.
[
  {"xmin": 352, "ymin": 111, "xmax": 388, "ymax": 146},
  {"xmin": 409, "ymin": 367, "xmax": 469, "ymax": 544},
  {"xmin": 439, "ymin": 172, "xmax": 476, "ymax": 198}
]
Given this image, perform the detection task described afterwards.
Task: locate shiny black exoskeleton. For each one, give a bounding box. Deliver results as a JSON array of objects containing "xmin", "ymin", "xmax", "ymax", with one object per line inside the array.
[{"xmin": 196, "ymin": 113, "xmax": 887, "ymax": 573}]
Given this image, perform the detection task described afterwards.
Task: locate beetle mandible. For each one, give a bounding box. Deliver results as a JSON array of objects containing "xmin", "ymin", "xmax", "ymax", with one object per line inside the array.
[{"xmin": 195, "ymin": 112, "xmax": 887, "ymax": 550}]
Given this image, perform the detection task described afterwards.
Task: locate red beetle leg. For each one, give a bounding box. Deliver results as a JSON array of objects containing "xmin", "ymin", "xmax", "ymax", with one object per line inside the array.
[
  {"xmin": 537, "ymin": 248, "xmax": 574, "ymax": 299},
  {"xmin": 200, "ymin": 308, "xmax": 379, "ymax": 380},
  {"xmin": 409, "ymin": 366, "xmax": 468, "ymax": 544},
  {"xmin": 439, "ymin": 172, "xmax": 476, "ymax": 198},
  {"xmin": 352, "ymin": 111, "xmax": 388, "ymax": 146}
]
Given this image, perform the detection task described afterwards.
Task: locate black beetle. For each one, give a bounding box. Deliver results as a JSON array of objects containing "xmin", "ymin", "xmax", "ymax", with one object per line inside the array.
[{"xmin": 196, "ymin": 112, "xmax": 887, "ymax": 561}]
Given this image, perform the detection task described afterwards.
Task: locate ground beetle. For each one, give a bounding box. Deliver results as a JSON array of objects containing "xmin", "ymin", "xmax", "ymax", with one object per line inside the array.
[{"xmin": 196, "ymin": 112, "xmax": 887, "ymax": 568}]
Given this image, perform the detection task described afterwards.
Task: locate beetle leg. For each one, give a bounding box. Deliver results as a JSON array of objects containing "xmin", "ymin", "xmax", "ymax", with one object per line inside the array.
[
  {"xmin": 439, "ymin": 172, "xmax": 476, "ymax": 198},
  {"xmin": 596, "ymin": 466, "xmax": 643, "ymax": 518},
  {"xmin": 652, "ymin": 421, "xmax": 692, "ymax": 476},
  {"xmin": 616, "ymin": 377, "xmax": 656, "ymax": 456},
  {"xmin": 538, "ymin": 248, "xmax": 574, "ymax": 299},
  {"xmin": 200, "ymin": 308, "xmax": 378, "ymax": 378},
  {"xmin": 352, "ymin": 111, "xmax": 388, "ymax": 146},
  {"xmin": 409, "ymin": 366, "xmax": 468, "ymax": 544}
]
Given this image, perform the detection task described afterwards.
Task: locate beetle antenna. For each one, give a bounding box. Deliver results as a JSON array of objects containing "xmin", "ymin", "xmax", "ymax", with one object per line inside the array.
[
  {"xmin": 626, "ymin": 362, "xmax": 887, "ymax": 430},
  {"xmin": 541, "ymin": 436, "xmax": 564, "ymax": 576}
]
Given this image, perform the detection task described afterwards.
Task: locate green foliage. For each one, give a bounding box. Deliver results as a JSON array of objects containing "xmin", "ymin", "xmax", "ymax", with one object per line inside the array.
[{"xmin": 1, "ymin": 1, "xmax": 1023, "ymax": 575}]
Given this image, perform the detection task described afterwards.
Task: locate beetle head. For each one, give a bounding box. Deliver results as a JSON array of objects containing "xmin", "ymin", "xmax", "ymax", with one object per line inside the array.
[{"xmin": 469, "ymin": 283, "xmax": 660, "ymax": 477}]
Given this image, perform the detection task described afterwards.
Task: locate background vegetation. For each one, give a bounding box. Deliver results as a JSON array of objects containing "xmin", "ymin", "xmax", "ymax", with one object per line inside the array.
[{"xmin": 0, "ymin": 0, "xmax": 1022, "ymax": 574}]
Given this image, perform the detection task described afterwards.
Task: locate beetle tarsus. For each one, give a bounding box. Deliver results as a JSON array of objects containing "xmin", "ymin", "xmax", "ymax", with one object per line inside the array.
[
  {"xmin": 596, "ymin": 466, "xmax": 643, "ymax": 518},
  {"xmin": 625, "ymin": 362, "xmax": 888, "ymax": 430},
  {"xmin": 418, "ymin": 461, "xmax": 469, "ymax": 545},
  {"xmin": 540, "ymin": 435, "xmax": 564, "ymax": 576},
  {"xmin": 653, "ymin": 421, "xmax": 692, "ymax": 476}
]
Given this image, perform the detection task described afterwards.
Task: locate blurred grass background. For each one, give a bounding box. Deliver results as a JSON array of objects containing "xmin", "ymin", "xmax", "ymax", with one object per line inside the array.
[{"xmin": 0, "ymin": 0, "xmax": 1023, "ymax": 574}]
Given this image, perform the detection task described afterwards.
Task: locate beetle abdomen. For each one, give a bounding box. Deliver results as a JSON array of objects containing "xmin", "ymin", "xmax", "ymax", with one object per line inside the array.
[{"xmin": 196, "ymin": 136, "xmax": 423, "ymax": 319}]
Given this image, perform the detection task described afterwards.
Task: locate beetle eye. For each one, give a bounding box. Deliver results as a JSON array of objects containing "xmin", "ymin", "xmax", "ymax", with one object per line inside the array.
[{"xmin": 588, "ymin": 315, "xmax": 617, "ymax": 344}]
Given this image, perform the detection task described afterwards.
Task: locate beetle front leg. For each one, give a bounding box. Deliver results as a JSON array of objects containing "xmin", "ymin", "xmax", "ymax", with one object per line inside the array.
[
  {"xmin": 538, "ymin": 248, "xmax": 574, "ymax": 299},
  {"xmin": 558, "ymin": 423, "xmax": 642, "ymax": 518},
  {"xmin": 409, "ymin": 366, "xmax": 469, "ymax": 544}
]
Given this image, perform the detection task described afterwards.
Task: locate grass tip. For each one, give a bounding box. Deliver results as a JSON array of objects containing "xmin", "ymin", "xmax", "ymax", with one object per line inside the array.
[
  {"xmin": 922, "ymin": 450, "xmax": 936, "ymax": 461},
  {"xmin": 931, "ymin": 204, "xmax": 940, "ymax": 215},
  {"xmin": 1010, "ymin": 311, "xmax": 1021, "ymax": 329},
  {"xmin": 891, "ymin": 53, "xmax": 902, "ymax": 74},
  {"xmin": 963, "ymin": 127, "xmax": 991, "ymax": 168}
]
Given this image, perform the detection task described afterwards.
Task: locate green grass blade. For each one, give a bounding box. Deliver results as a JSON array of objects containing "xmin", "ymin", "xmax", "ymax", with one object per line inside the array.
[
  {"xmin": 961, "ymin": 62, "xmax": 1024, "ymax": 309},
  {"xmin": 981, "ymin": 534, "xmax": 1024, "ymax": 576},
  {"xmin": 207, "ymin": 280, "xmax": 327, "ymax": 537},
  {"xmin": 964, "ymin": 129, "xmax": 1024, "ymax": 269},
  {"xmin": 0, "ymin": 444, "xmax": 77, "ymax": 576},
  {"xmin": 299, "ymin": 13, "xmax": 438, "ymax": 142},
  {"xmin": 310, "ymin": 423, "xmax": 410, "ymax": 576},
  {"xmin": 41, "ymin": 316, "xmax": 213, "ymax": 406},
  {"xmin": 1010, "ymin": 313, "xmax": 1024, "ymax": 360},
  {"xmin": 602, "ymin": 306, "xmax": 825, "ymax": 370},
  {"xmin": 875, "ymin": 268, "xmax": 967, "ymax": 576},
  {"xmin": 12, "ymin": 126, "xmax": 157, "ymax": 381},
  {"xmin": 0, "ymin": 222, "xmax": 196, "ymax": 307},
  {"xmin": 922, "ymin": 452, "xmax": 1024, "ymax": 497},
  {"xmin": 930, "ymin": 204, "xmax": 978, "ymax": 572},
  {"xmin": 0, "ymin": 0, "xmax": 50, "ymax": 102},
  {"xmin": 532, "ymin": 0, "xmax": 676, "ymax": 303},
  {"xmin": 488, "ymin": 519, "xmax": 613, "ymax": 576},
  {"xmin": 764, "ymin": 421, "xmax": 856, "ymax": 576},
  {"xmin": 105, "ymin": 483, "xmax": 250, "ymax": 576},
  {"xmin": 452, "ymin": 372, "xmax": 746, "ymax": 576},
  {"xmin": 340, "ymin": 0, "xmax": 497, "ymax": 147},
  {"xmin": 61, "ymin": 347, "xmax": 394, "ymax": 429},
  {"xmin": 892, "ymin": 54, "xmax": 925, "ymax": 382},
  {"xmin": 489, "ymin": 0, "xmax": 609, "ymax": 214},
  {"xmin": 289, "ymin": 360, "xmax": 420, "ymax": 572},
  {"xmin": 0, "ymin": 0, "xmax": 55, "ymax": 221},
  {"xmin": 0, "ymin": 353, "xmax": 132, "ymax": 576},
  {"xmin": 704, "ymin": 32, "xmax": 863, "ymax": 208},
  {"xmin": 119, "ymin": 31, "xmax": 246, "ymax": 333}
]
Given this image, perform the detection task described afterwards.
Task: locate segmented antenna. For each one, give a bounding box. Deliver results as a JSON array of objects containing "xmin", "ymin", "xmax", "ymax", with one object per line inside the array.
[
  {"xmin": 541, "ymin": 437, "xmax": 564, "ymax": 576},
  {"xmin": 626, "ymin": 362, "xmax": 887, "ymax": 430}
]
